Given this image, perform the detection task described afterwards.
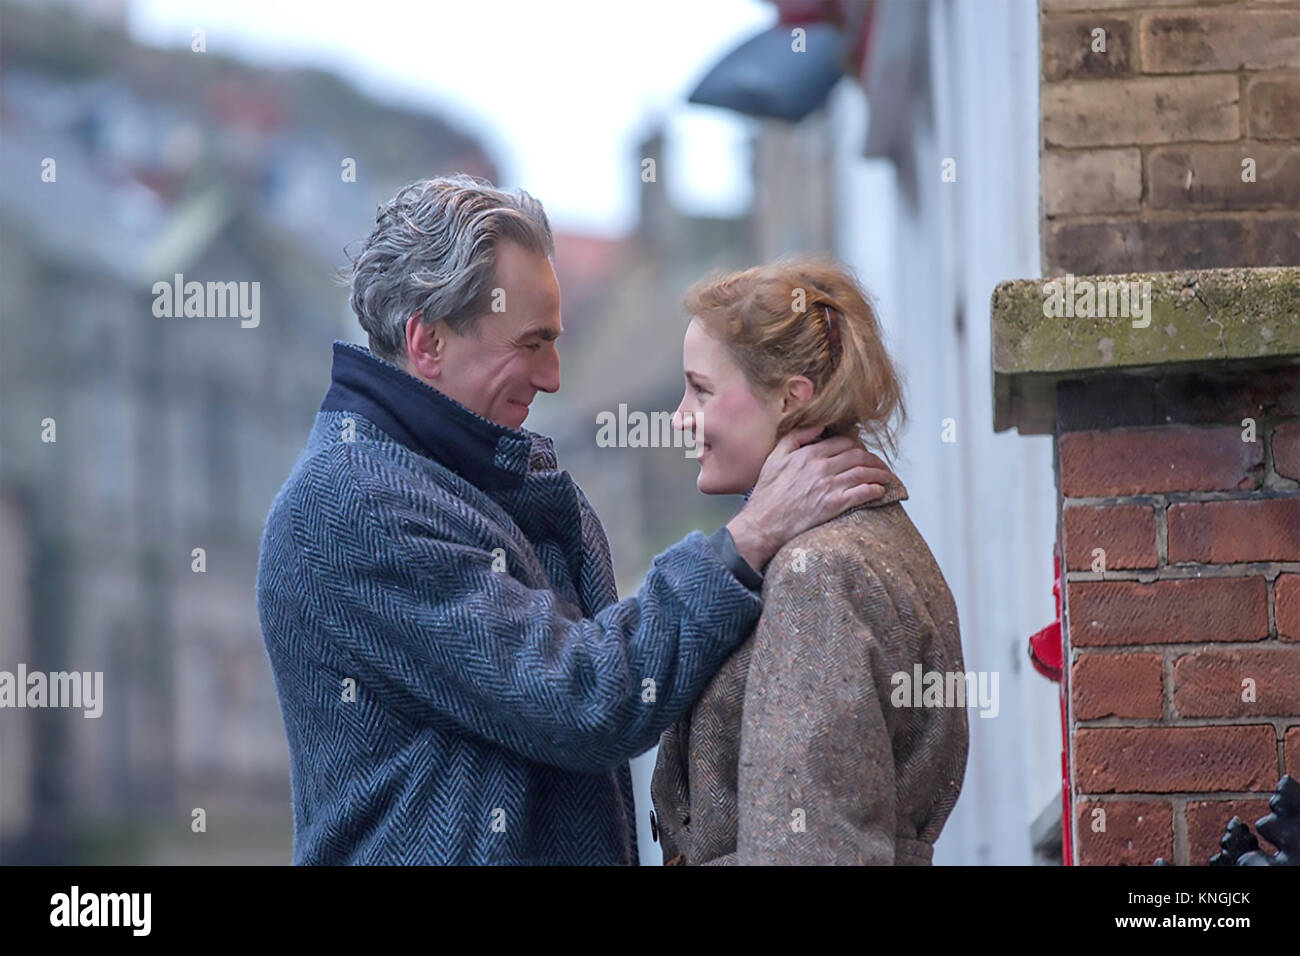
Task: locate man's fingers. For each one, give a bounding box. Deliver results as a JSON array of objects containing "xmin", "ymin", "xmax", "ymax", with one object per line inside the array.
[
  {"xmin": 834, "ymin": 465, "xmax": 889, "ymax": 497},
  {"xmin": 857, "ymin": 466, "xmax": 894, "ymax": 489},
  {"xmin": 822, "ymin": 444, "xmax": 873, "ymax": 473},
  {"xmin": 841, "ymin": 479, "xmax": 886, "ymax": 508},
  {"xmin": 859, "ymin": 448, "xmax": 888, "ymax": 471},
  {"xmin": 798, "ymin": 434, "xmax": 862, "ymax": 461},
  {"xmin": 823, "ymin": 445, "xmax": 894, "ymax": 484},
  {"xmin": 785, "ymin": 425, "xmax": 826, "ymax": 450},
  {"xmin": 771, "ymin": 426, "xmax": 821, "ymax": 459}
]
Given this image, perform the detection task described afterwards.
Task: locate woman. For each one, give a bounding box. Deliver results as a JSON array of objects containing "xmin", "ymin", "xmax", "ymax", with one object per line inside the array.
[{"xmin": 650, "ymin": 257, "xmax": 969, "ymax": 865}]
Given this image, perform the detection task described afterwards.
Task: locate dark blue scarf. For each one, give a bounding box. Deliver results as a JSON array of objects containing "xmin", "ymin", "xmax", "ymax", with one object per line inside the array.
[{"xmin": 320, "ymin": 340, "xmax": 533, "ymax": 492}]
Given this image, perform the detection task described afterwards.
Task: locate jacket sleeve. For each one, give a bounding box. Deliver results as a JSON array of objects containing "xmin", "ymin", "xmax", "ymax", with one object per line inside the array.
[
  {"xmin": 286, "ymin": 445, "xmax": 763, "ymax": 774},
  {"xmin": 734, "ymin": 551, "xmax": 898, "ymax": 864}
]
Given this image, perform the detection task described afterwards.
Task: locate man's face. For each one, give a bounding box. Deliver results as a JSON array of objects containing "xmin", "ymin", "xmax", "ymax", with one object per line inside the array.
[{"xmin": 413, "ymin": 239, "xmax": 562, "ymax": 430}]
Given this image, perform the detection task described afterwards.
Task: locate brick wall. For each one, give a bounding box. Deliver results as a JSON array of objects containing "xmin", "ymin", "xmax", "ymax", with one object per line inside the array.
[
  {"xmin": 1059, "ymin": 370, "xmax": 1300, "ymax": 864},
  {"xmin": 996, "ymin": 1, "xmax": 1300, "ymax": 865},
  {"xmin": 1041, "ymin": 0, "xmax": 1300, "ymax": 275}
]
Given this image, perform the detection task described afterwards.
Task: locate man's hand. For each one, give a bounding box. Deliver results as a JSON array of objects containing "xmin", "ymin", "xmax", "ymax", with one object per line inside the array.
[{"xmin": 726, "ymin": 426, "xmax": 893, "ymax": 572}]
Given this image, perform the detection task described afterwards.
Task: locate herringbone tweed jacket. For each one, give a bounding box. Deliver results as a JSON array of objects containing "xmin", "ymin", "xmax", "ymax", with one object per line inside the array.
[
  {"xmin": 651, "ymin": 476, "xmax": 969, "ymax": 865},
  {"xmin": 257, "ymin": 342, "xmax": 764, "ymax": 865}
]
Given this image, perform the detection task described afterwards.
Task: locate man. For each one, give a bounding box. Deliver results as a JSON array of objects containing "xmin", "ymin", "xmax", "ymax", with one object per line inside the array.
[{"xmin": 256, "ymin": 174, "xmax": 893, "ymax": 864}]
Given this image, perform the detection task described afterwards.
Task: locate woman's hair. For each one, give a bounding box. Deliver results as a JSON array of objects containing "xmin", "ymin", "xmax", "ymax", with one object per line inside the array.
[{"xmin": 682, "ymin": 256, "xmax": 906, "ymax": 460}]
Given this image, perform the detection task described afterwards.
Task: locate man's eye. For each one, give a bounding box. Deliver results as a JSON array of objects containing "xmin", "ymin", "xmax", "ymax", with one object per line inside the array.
[{"xmin": 524, "ymin": 342, "xmax": 542, "ymax": 352}]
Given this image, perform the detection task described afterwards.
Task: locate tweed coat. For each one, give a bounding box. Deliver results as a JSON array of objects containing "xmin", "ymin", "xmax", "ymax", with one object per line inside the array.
[
  {"xmin": 650, "ymin": 475, "xmax": 969, "ymax": 865},
  {"xmin": 257, "ymin": 342, "xmax": 765, "ymax": 864}
]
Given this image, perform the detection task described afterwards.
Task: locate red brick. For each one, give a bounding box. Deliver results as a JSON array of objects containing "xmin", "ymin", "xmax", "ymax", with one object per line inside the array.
[
  {"xmin": 1073, "ymin": 652, "xmax": 1164, "ymax": 719},
  {"xmin": 1277, "ymin": 574, "xmax": 1300, "ymax": 642},
  {"xmin": 1167, "ymin": 498, "xmax": 1300, "ymax": 564},
  {"xmin": 1233, "ymin": 370, "xmax": 1300, "ymax": 420},
  {"xmin": 1274, "ymin": 421, "xmax": 1300, "ymax": 481},
  {"xmin": 1074, "ymin": 725, "xmax": 1278, "ymax": 793},
  {"xmin": 1286, "ymin": 726, "xmax": 1300, "ymax": 777},
  {"xmin": 1140, "ymin": 10, "xmax": 1300, "ymax": 73},
  {"xmin": 1074, "ymin": 798, "xmax": 1172, "ymax": 866},
  {"xmin": 1068, "ymin": 577, "xmax": 1268, "ymax": 646},
  {"xmin": 1059, "ymin": 427, "xmax": 1263, "ymax": 497},
  {"xmin": 1173, "ymin": 647, "xmax": 1300, "ymax": 717},
  {"xmin": 1055, "ymin": 369, "xmax": 1300, "ymax": 429},
  {"xmin": 1063, "ymin": 504, "xmax": 1157, "ymax": 571},
  {"xmin": 1186, "ymin": 798, "xmax": 1276, "ymax": 863}
]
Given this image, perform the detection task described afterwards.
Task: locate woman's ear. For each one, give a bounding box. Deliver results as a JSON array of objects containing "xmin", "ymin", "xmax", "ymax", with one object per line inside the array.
[{"xmin": 781, "ymin": 375, "xmax": 815, "ymax": 413}]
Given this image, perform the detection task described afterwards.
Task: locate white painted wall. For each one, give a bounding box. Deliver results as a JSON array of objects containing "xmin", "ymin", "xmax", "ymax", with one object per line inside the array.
[{"xmin": 830, "ymin": 0, "xmax": 1063, "ymax": 864}]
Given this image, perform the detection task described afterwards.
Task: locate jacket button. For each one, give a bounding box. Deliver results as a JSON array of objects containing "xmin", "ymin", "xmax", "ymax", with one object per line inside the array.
[{"xmin": 649, "ymin": 810, "xmax": 659, "ymax": 843}]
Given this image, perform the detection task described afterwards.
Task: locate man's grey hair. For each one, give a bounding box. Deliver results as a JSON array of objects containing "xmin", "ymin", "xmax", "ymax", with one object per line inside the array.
[{"xmin": 345, "ymin": 174, "xmax": 555, "ymax": 362}]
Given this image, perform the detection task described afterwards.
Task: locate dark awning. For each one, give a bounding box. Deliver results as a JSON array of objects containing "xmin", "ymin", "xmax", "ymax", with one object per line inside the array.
[{"xmin": 687, "ymin": 21, "xmax": 849, "ymax": 122}]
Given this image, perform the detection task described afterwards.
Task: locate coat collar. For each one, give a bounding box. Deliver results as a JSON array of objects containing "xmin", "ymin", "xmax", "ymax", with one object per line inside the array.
[{"xmin": 319, "ymin": 340, "xmax": 554, "ymax": 491}]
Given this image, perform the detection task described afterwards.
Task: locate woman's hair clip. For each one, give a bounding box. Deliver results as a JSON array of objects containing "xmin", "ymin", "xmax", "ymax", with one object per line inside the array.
[{"xmin": 822, "ymin": 303, "xmax": 843, "ymax": 368}]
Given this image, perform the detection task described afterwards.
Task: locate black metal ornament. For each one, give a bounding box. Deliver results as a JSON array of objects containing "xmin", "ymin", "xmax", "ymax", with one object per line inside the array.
[{"xmin": 1154, "ymin": 775, "xmax": 1299, "ymax": 866}]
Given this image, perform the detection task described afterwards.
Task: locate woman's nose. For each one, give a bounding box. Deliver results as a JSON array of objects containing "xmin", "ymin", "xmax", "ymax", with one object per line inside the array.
[{"xmin": 672, "ymin": 400, "xmax": 691, "ymax": 433}]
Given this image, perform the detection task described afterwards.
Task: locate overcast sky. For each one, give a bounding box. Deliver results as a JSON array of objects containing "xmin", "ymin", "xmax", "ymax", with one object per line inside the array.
[{"xmin": 126, "ymin": 0, "xmax": 776, "ymax": 236}]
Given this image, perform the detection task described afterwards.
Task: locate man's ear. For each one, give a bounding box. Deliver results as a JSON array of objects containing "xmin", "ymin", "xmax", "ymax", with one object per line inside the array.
[
  {"xmin": 405, "ymin": 312, "xmax": 445, "ymax": 380},
  {"xmin": 781, "ymin": 375, "xmax": 815, "ymax": 413}
]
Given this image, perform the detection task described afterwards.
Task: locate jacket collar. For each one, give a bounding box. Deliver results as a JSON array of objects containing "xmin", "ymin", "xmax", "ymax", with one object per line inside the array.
[{"xmin": 319, "ymin": 340, "xmax": 548, "ymax": 491}]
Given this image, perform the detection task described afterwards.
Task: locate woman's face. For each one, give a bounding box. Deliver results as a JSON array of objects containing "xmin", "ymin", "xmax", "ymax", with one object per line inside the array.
[{"xmin": 672, "ymin": 318, "xmax": 786, "ymax": 495}]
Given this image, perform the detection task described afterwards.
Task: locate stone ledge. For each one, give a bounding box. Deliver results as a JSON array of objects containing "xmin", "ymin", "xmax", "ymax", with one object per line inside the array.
[{"xmin": 992, "ymin": 266, "xmax": 1300, "ymax": 434}]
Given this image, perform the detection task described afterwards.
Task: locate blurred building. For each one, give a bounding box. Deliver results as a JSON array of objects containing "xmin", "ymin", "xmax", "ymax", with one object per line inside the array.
[
  {"xmin": 0, "ymin": 0, "xmax": 499, "ymax": 862},
  {"xmin": 0, "ymin": 0, "xmax": 762, "ymax": 865}
]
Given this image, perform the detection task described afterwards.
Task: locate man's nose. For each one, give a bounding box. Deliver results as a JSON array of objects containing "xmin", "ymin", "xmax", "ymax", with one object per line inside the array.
[{"xmin": 533, "ymin": 345, "xmax": 560, "ymax": 394}]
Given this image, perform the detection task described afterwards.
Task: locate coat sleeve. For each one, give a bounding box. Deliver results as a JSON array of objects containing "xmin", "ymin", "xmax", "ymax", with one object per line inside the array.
[
  {"xmin": 283, "ymin": 444, "xmax": 763, "ymax": 775},
  {"xmin": 734, "ymin": 552, "xmax": 898, "ymax": 864}
]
